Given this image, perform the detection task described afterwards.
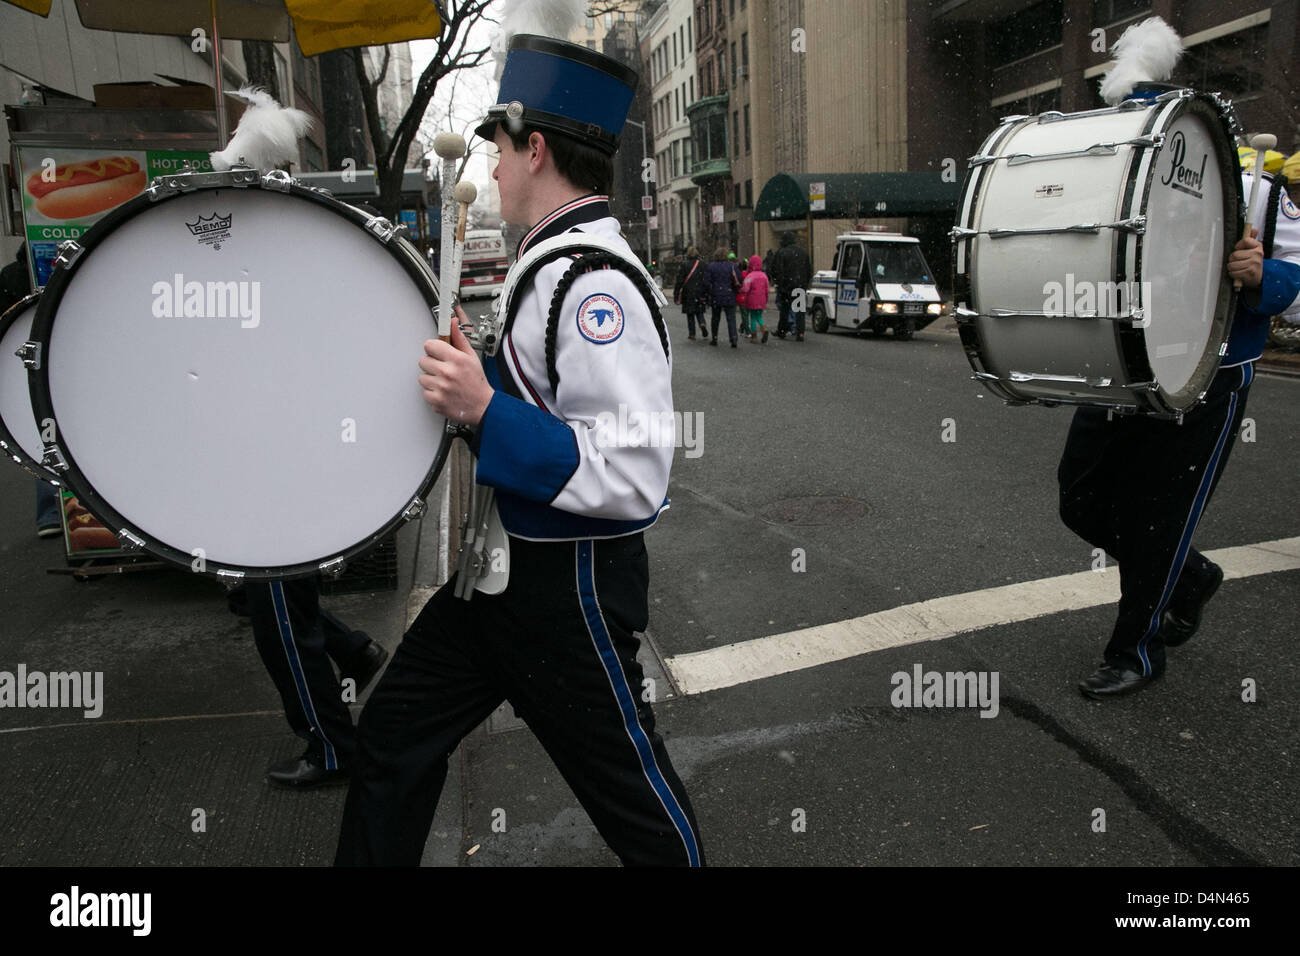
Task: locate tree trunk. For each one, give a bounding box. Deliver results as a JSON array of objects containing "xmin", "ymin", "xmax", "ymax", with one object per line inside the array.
[{"xmin": 241, "ymin": 40, "xmax": 279, "ymax": 100}]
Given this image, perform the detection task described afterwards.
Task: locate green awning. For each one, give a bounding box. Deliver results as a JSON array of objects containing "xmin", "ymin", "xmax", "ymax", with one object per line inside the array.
[{"xmin": 754, "ymin": 172, "xmax": 961, "ymax": 221}]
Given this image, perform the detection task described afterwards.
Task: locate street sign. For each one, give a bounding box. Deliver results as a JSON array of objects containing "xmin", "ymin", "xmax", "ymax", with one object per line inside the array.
[
  {"xmin": 809, "ymin": 181, "xmax": 826, "ymax": 212},
  {"xmin": 648, "ymin": 215, "xmax": 658, "ymax": 229},
  {"xmin": 641, "ymin": 195, "xmax": 653, "ymax": 211},
  {"xmin": 711, "ymin": 204, "xmax": 724, "ymax": 223}
]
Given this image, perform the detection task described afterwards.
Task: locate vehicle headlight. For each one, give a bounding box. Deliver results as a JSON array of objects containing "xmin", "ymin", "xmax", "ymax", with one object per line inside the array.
[
  {"xmin": 927, "ymin": 303, "xmax": 944, "ymax": 315},
  {"xmin": 875, "ymin": 302, "xmax": 898, "ymax": 314}
]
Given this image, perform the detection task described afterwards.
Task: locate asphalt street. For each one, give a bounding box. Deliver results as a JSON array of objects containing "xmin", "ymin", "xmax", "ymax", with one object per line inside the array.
[{"xmin": 0, "ymin": 305, "xmax": 1297, "ymax": 869}]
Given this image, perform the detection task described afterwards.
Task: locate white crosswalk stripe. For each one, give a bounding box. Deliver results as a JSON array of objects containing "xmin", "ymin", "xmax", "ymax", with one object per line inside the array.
[{"xmin": 664, "ymin": 536, "xmax": 1300, "ymax": 695}]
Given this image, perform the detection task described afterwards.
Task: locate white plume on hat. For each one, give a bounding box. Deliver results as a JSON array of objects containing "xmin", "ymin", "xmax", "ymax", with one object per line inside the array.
[
  {"xmin": 1098, "ymin": 16, "xmax": 1185, "ymax": 105},
  {"xmin": 210, "ymin": 87, "xmax": 314, "ymax": 172}
]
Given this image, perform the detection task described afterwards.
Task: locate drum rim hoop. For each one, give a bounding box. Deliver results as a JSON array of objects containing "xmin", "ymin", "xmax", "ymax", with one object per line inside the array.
[
  {"xmin": 0, "ymin": 292, "xmax": 62, "ymax": 484},
  {"xmin": 27, "ymin": 180, "xmax": 450, "ymax": 580},
  {"xmin": 1127, "ymin": 93, "xmax": 1243, "ymax": 412}
]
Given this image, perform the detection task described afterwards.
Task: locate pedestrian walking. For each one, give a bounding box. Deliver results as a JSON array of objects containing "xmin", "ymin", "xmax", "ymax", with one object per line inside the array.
[
  {"xmin": 674, "ymin": 246, "xmax": 708, "ymax": 341},
  {"xmin": 704, "ymin": 246, "xmax": 741, "ymax": 347},
  {"xmin": 740, "ymin": 254, "xmax": 770, "ymax": 343},
  {"xmin": 770, "ymin": 231, "xmax": 813, "ymax": 341}
]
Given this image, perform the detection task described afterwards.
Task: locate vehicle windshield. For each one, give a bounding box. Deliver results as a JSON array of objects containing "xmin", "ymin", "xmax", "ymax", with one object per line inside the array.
[{"xmin": 864, "ymin": 244, "xmax": 932, "ymax": 284}]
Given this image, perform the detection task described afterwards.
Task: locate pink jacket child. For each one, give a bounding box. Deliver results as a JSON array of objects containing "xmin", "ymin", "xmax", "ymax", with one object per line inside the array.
[{"xmin": 739, "ymin": 255, "xmax": 769, "ymax": 310}]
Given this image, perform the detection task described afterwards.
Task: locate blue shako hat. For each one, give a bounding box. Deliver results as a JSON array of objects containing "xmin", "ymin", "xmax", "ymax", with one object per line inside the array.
[{"xmin": 475, "ymin": 34, "xmax": 639, "ymax": 156}]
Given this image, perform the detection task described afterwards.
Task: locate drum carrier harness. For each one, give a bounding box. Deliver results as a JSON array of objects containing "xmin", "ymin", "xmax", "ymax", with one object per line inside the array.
[{"xmin": 483, "ymin": 232, "xmax": 670, "ymax": 395}]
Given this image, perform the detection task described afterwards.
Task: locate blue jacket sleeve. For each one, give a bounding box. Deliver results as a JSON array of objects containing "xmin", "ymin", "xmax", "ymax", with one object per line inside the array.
[
  {"xmin": 472, "ymin": 390, "xmax": 580, "ymax": 503},
  {"xmin": 1243, "ymin": 259, "xmax": 1300, "ymax": 316}
]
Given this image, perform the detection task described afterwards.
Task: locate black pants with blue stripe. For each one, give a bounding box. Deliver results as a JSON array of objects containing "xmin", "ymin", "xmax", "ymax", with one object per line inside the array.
[
  {"xmin": 335, "ymin": 533, "xmax": 704, "ymax": 866},
  {"xmin": 1058, "ymin": 363, "xmax": 1254, "ymax": 677},
  {"xmin": 248, "ymin": 579, "xmax": 365, "ymax": 769}
]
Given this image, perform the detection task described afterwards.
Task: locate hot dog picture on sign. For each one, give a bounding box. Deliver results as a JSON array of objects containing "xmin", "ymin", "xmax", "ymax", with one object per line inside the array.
[{"xmin": 16, "ymin": 147, "xmax": 212, "ymax": 288}]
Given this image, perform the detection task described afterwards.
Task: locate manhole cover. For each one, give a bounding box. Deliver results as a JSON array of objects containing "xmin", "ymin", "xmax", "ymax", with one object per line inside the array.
[{"xmin": 758, "ymin": 496, "xmax": 869, "ymax": 526}]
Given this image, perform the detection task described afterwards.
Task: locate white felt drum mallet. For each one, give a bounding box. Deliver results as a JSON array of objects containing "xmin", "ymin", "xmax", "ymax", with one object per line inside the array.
[
  {"xmin": 433, "ymin": 132, "xmax": 467, "ymax": 341},
  {"xmin": 449, "ymin": 180, "xmax": 478, "ymax": 312},
  {"xmin": 1237, "ymin": 132, "xmax": 1277, "ymax": 291}
]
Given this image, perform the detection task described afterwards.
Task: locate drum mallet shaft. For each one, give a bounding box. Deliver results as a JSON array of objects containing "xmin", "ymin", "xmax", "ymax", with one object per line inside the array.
[
  {"xmin": 449, "ymin": 181, "xmax": 478, "ymax": 313},
  {"xmin": 433, "ymin": 132, "xmax": 467, "ymax": 341},
  {"xmin": 1236, "ymin": 132, "xmax": 1276, "ymax": 291}
]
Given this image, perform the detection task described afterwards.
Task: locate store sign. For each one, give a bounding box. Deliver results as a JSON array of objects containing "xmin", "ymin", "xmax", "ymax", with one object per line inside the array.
[
  {"xmin": 711, "ymin": 204, "xmax": 724, "ymax": 223},
  {"xmin": 809, "ymin": 181, "xmax": 826, "ymax": 212}
]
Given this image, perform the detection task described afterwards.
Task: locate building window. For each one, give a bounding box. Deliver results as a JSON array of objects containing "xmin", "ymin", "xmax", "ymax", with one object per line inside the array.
[
  {"xmin": 730, "ymin": 0, "xmax": 736, "ymax": 16},
  {"xmin": 989, "ymin": 0, "xmax": 1064, "ymax": 66},
  {"xmin": 997, "ymin": 86, "xmax": 1060, "ymax": 117},
  {"xmin": 687, "ymin": 17, "xmax": 692, "ymax": 51},
  {"xmin": 587, "ymin": 39, "xmax": 596, "ymax": 50},
  {"xmin": 605, "ymin": 12, "xmax": 612, "ymax": 28},
  {"xmin": 745, "ymin": 179, "xmax": 752, "ymax": 207},
  {"xmin": 733, "ymin": 183, "xmax": 741, "ymax": 206},
  {"xmin": 744, "ymin": 105, "xmax": 750, "ymax": 152},
  {"xmin": 730, "ymin": 41, "xmax": 737, "ymax": 83},
  {"xmin": 302, "ymin": 137, "xmax": 323, "ymax": 172},
  {"xmin": 676, "ymin": 88, "xmax": 680, "ymax": 122},
  {"xmin": 689, "ymin": 75, "xmax": 694, "ymax": 102},
  {"xmin": 1172, "ymin": 24, "xmax": 1268, "ymax": 99},
  {"xmin": 741, "ymin": 33, "xmax": 748, "ymax": 75},
  {"xmin": 732, "ymin": 111, "xmax": 739, "ymax": 157},
  {"xmin": 586, "ymin": 15, "xmax": 594, "ymax": 32},
  {"xmin": 673, "ymin": 32, "xmax": 678, "ymax": 66}
]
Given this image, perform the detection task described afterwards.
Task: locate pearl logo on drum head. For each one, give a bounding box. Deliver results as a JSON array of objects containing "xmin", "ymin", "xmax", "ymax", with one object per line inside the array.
[
  {"xmin": 1160, "ymin": 131, "xmax": 1208, "ymax": 199},
  {"xmin": 185, "ymin": 212, "xmax": 233, "ymax": 249}
]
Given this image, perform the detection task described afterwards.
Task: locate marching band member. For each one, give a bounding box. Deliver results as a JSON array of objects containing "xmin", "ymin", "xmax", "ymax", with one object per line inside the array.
[
  {"xmin": 1063, "ymin": 73, "xmax": 1300, "ymax": 696},
  {"xmin": 335, "ymin": 35, "xmax": 703, "ymax": 866}
]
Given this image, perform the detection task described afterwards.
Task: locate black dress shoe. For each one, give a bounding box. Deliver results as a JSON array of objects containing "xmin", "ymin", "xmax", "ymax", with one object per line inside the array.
[
  {"xmin": 266, "ymin": 755, "xmax": 350, "ymax": 789},
  {"xmin": 1078, "ymin": 663, "xmax": 1160, "ymax": 699},
  {"xmin": 341, "ymin": 639, "xmax": 389, "ymax": 693},
  {"xmin": 1160, "ymin": 562, "xmax": 1224, "ymax": 647}
]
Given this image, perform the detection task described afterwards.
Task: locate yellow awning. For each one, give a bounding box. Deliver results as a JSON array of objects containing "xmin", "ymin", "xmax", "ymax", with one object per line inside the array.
[
  {"xmin": 3, "ymin": 0, "xmax": 443, "ymax": 55},
  {"xmin": 287, "ymin": 0, "xmax": 443, "ymax": 57}
]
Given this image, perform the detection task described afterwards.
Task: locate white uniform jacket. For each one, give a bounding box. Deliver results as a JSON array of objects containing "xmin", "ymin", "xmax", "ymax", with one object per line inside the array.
[{"xmin": 471, "ymin": 195, "xmax": 674, "ymax": 540}]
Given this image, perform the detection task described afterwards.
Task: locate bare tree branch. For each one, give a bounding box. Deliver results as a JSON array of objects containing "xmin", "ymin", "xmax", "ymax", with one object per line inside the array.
[{"xmin": 349, "ymin": 0, "xmax": 498, "ymax": 220}]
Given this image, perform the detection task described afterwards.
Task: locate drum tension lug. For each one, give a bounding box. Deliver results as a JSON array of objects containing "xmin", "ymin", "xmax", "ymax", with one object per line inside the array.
[
  {"xmin": 40, "ymin": 445, "xmax": 67, "ymax": 472},
  {"xmin": 54, "ymin": 240, "xmax": 84, "ymax": 270},
  {"xmin": 403, "ymin": 498, "xmax": 428, "ymax": 521},
  {"xmin": 261, "ymin": 169, "xmax": 294, "ymax": 192},
  {"xmin": 117, "ymin": 530, "xmax": 145, "ymax": 552},
  {"xmin": 319, "ymin": 557, "xmax": 347, "ymax": 578},
  {"xmin": 366, "ymin": 217, "xmax": 401, "ymax": 243},
  {"xmin": 216, "ymin": 569, "xmax": 245, "ymax": 584},
  {"xmin": 16, "ymin": 341, "xmax": 41, "ymax": 370}
]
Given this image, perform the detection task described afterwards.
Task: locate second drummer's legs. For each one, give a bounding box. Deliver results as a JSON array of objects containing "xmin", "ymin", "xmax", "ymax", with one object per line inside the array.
[
  {"xmin": 335, "ymin": 583, "xmax": 502, "ymax": 866},
  {"xmin": 1058, "ymin": 365, "xmax": 1253, "ymax": 680}
]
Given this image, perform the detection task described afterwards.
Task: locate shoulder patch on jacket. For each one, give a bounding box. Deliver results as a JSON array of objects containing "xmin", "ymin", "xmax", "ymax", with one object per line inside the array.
[{"xmin": 576, "ymin": 292, "xmax": 625, "ymax": 344}]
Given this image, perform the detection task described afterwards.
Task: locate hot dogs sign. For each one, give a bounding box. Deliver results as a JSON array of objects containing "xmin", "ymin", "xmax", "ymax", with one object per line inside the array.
[{"xmin": 16, "ymin": 147, "xmax": 213, "ymax": 288}]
